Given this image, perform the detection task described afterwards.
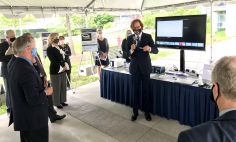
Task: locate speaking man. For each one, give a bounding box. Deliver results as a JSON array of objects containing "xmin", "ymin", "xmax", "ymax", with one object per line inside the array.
[{"xmin": 127, "ymin": 19, "xmax": 158, "ymax": 121}]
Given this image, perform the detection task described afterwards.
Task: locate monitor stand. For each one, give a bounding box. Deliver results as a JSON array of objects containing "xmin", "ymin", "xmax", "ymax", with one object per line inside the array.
[{"xmin": 180, "ymin": 49, "xmax": 185, "ymax": 72}]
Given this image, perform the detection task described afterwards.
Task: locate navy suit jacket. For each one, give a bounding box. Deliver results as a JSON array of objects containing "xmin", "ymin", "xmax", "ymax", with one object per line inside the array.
[
  {"xmin": 8, "ymin": 58, "xmax": 48, "ymax": 131},
  {"xmin": 178, "ymin": 110, "xmax": 236, "ymax": 142},
  {"xmin": 127, "ymin": 32, "xmax": 158, "ymax": 75}
]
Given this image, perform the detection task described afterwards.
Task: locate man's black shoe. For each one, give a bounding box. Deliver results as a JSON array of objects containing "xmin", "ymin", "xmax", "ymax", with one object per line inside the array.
[
  {"xmin": 131, "ymin": 114, "xmax": 138, "ymax": 121},
  {"xmin": 56, "ymin": 104, "xmax": 63, "ymax": 109},
  {"xmin": 144, "ymin": 112, "xmax": 152, "ymax": 121},
  {"xmin": 61, "ymin": 102, "xmax": 68, "ymax": 106},
  {"xmin": 50, "ymin": 114, "xmax": 66, "ymax": 123}
]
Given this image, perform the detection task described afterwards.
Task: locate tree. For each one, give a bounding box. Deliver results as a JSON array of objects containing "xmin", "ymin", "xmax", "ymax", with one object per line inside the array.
[
  {"xmin": 93, "ymin": 13, "xmax": 114, "ymax": 29},
  {"xmin": 142, "ymin": 7, "xmax": 201, "ymax": 29},
  {"xmin": 0, "ymin": 14, "xmax": 37, "ymax": 29}
]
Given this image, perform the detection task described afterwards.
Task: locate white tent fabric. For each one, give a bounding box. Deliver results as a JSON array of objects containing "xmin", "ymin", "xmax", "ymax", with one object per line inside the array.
[{"xmin": 0, "ymin": 0, "xmax": 219, "ymax": 15}]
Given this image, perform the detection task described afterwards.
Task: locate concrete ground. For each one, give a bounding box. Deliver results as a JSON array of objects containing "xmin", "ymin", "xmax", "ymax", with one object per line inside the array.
[{"xmin": 0, "ymin": 81, "xmax": 190, "ymax": 142}]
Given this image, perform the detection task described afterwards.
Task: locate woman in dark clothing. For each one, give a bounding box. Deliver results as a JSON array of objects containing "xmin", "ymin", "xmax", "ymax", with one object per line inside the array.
[
  {"xmin": 59, "ymin": 36, "xmax": 72, "ymax": 89},
  {"xmin": 96, "ymin": 29, "xmax": 109, "ymax": 78},
  {"xmin": 47, "ymin": 33, "xmax": 68, "ymax": 109},
  {"xmin": 121, "ymin": 30, "xmax": 132, "ymax": 62}
]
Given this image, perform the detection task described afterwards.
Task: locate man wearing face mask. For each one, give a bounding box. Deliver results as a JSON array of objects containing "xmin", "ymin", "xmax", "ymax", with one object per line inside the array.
[
  {"xmin": 121, "ymin": 30, "xmax": 132, "ymax": 62},
  {"xmin": 8, "ymin": 35, "xmax": 53, "ymax": 142},
  {"xmin": 178, "ymin": 56, "xmax": 236, "ymax": 142},
  {"xmin": 20, "ymin": 33, "xmax": 66, "ymax": 123},
  {"xmin": 127, "ymin": 19, "xmax": 158, "ymax": 121},
  {"xmin": 0, "ymin": 30, "xmax": 16, "ymax": 114}
]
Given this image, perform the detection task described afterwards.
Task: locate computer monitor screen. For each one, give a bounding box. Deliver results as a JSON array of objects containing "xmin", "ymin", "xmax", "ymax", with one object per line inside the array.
[{"xmin": 155, "ymin": 15, "xmax": 207, "ymax": 50}]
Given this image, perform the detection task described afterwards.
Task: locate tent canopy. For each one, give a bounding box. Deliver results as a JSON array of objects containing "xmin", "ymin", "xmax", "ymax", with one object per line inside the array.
[{"xmin": 0, "ymin": 0, "xmax": 219, "ymax": 15}]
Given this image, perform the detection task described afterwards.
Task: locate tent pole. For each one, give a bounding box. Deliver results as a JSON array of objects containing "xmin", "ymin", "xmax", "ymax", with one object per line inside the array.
[
  {"xmin": 85, "ymin": 10, "xmax": 88, "ymax": 28},
  {"xmin": 66, "ymin": 14, "xmax": 75, "ymax": 55},
  {"xmin": 19, "ymin": 18, "xmax": 23, "ymax": 35},
  {"xmin": 210, "ymin": 0, "xmax": 213, "ymax": 63}
]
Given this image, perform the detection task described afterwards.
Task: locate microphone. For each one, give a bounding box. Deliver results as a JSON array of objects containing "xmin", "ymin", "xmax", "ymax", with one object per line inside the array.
[
  {"xmin": 132, "ymin": 35, "xmax": 142, "ymax": 50},
  {"xmin": 132, "ymin": 36, "xmax": 138, "ymax": 45}
]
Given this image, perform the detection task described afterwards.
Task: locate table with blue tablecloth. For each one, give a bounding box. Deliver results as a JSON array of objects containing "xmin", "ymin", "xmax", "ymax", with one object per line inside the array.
[{"xmin": 100, "ymin": 67, "xmax": 218, "ymax": 127}]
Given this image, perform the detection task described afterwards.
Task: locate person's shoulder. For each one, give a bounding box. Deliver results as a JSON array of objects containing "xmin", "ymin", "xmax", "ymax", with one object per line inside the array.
[
  {"xmin": 65, "ymin": 43, "xmax": 70, "ymax": 48},
  {"xmin": 0, "ymin": 41, "xmax": 9, "ymax": 48},
  {"xmin": 104, "ymin": 38, "xmax": 108, "ymax": 42},
  {"xmin": 10, "ymin": 58, "xmax": 32, "ymax": 71},
  {"xmin": 142, "ymin": 32, "xmax": 151, "ymax": 37},
  {"xmin": 47, "ymin": 46, "xmax": 54, "ymax": 51},
  {"xmin": 127, "ymin": 34, "xmax": 134, "ymax": 41},
  {"xmin": 178, "ymin": 120, "xmax": 221, "ymax": 141}
]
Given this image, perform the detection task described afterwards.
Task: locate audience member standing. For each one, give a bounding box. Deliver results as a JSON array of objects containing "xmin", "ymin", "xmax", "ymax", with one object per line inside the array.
[
  {"xmin": 95, "ymin": 29, "xmax": 109, "ymax": 79},
  {"xmin": 127, "ymin": 19, "xmax": 158, "ymax": 121},
  {"xmin": 0, "ymin": 30, "xmax": 15, "ymax": 114},
  {"xmin": 59, "ymin": 36, "xmax": 72, "ymax": 89},
  {"xmin": 47, "ymin": 33, "xmax": 68, "ymax": 109},
  {"xmin": 8, "ymin": 35, "xmax": 53, "ymax": 142},
  {"xmin": 121, "ymin": 30, "xmax": 132, "ymax": 62},
  {"xmin": 178, "ymin": 56, "xmax": 236, "ymax": 142}
]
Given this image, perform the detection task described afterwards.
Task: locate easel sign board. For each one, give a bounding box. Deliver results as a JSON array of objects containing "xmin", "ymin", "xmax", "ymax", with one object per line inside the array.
[
  {"xmin": 41, "ymin": 32, "xmax": 51, "ymax": 58},
  {"xmin": 81, "ymin": 29, "xmax": 98, "ymax": 52}
]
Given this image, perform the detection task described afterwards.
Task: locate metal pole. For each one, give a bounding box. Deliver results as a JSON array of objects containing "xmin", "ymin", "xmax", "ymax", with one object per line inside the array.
[
  {"xmin": 66, "ymin": 14, "xmax": 76, "ymax": 55},
  {"xmin": 85, "ymin": 10, "xmax": 88, "ymax": 28},
  {"xmin": 210, "ymin": 0, "xmax": 213, "ymax": 63},
  {"xmin": 19, "ymin": 18, "xmax": 22, "ymax": 35}
]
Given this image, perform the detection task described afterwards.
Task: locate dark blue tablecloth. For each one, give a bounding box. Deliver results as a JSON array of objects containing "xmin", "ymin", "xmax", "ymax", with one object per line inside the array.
[{"xmin": 100, "ymin": 69, "xmax": 218, "ymax": 126}]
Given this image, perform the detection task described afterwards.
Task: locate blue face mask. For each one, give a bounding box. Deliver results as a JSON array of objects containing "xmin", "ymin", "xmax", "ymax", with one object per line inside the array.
[{"xmin": 31, "ymin": 48, "xmax": 37, "ymax": 57}]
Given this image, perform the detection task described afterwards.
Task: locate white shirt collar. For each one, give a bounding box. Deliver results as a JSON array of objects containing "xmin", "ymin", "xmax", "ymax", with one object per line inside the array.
[
  {"xmin": 219, "ymin": 108, "xmax": 236, "ymax": 116},
  {"xmin": 135, "ymin": 32, "xmax": 142, "ymax": 40}
]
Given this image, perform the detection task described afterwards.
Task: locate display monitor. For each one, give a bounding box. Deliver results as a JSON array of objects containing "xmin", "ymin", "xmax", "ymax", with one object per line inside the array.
[
  {"xmin": 155, "ymin": 14, "xmax": 207, "ymax": 51},
  {"xmin": 155, "ymin": 15, "xmax": 207, "ymax": 72}
]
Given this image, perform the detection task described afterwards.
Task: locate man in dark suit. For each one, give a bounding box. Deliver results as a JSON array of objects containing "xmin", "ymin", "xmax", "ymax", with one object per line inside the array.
[
  {"xmin": 21, "ymin": 33, "xmax": 66, "ymax": 123},
  {"xmin": 178, "ymin": 56, "xmax": 236, "ymax": 142},
  {"xmin": 0, "ymin": 30, "xmax": 15, "ymax": 113},
  {"xmin": 8, "ymin": 35, "xmax": 53, "ymax": 142},
  {"xmin": 127, "ymin": 19, "xmax": 158, "ymax": 121}
]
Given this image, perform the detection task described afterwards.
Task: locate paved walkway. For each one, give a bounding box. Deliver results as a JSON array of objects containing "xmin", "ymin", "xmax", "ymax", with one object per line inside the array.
[{"xmin": 0, "ymin": 81, "xmax": 189, "ymax": 142}]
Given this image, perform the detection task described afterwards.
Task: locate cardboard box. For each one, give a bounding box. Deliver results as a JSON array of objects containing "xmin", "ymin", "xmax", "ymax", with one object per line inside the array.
[{"xmin": 78, "ymin": 65, "xmax": 97, "ymax": 76}]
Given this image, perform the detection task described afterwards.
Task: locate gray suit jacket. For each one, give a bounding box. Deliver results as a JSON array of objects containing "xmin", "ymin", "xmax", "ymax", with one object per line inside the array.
[{"xmin": 178, "ymin": 110, "xmax": 236, "ymax": 142}]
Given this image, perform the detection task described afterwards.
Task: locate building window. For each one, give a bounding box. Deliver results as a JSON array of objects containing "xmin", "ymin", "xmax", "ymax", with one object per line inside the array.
[{"xmin": 217, "ymin": 11, "xmax": 226, "ymax": 31}]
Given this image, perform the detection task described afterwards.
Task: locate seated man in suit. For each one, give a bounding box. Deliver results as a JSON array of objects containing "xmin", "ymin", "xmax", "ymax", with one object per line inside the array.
[
  {"xmin": 8, "ymin": 35, "xmax": 53, "ymax": 142},
  {"xmin": 178, "ymin": 56, "xmax": 236, "ymax": 142}
]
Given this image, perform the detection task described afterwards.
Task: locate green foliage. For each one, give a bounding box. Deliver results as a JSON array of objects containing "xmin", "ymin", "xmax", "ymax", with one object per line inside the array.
[
  {"xmin": 142, "ymin": 7, "xmax": 201, "ymax": 29},
  {"xmin": 214, "ymin": 30, "xmax": 227, "ymax": 42},
  {"xmin": 150, "ymin": 50, "xmax": 176, "ymax": 61},
  {"xmin": 70, "ymin": 14, "xmax": 85, "ymax": 35},
  {"xmin": 70, "ymin": 63, "xmax": 99, "ymax": 88},
  {"xmin": 94, "ymin": 13, "xmax": 114, "ymax": 29},
  {"xmin": 0, "ymin": 103, "xmax": 6, "ymax": 115},
  {"xmin": 0, "ymin": 14, "xmax": 37, "ymax": 29},
  {"xmin": 22, "ymin": 14, "xmax": 37, "ymax": 23},
  {"xmin": 46, "ymin": 13, "xmax": 113, "ymax": 36},
  {"xmin": 46, "ymin": 17, "xmax": 68, "ymax": 35}
]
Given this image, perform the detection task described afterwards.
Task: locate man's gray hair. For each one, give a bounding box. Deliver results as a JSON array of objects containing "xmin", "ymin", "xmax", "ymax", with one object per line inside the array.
[
  {"xmin": 212, "ymin": 56, "xmax": 236, "ymax": 100},
  {"xmin": 12, "ymin": 35, "xmax": 34, "ymax": 55}
]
